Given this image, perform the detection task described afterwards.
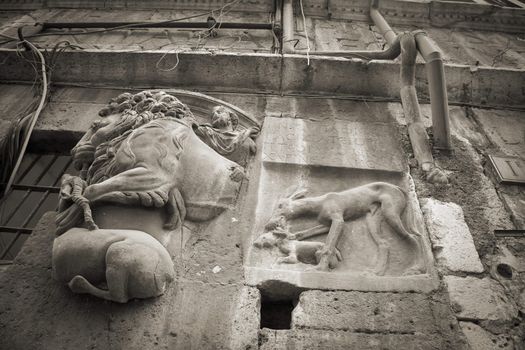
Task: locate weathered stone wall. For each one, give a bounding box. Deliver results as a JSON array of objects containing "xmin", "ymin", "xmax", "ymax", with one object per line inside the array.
[{"xmin": 0, "ymin": 1, "xmax": 524, "ymax": 349}]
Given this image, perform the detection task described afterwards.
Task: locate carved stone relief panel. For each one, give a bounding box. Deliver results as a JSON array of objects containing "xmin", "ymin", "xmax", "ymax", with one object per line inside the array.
[
  {"xmin": 246, "ymin": 117, "xmax": 437, "ymax": 296},
  {"xmin": 52, "ymin": 90, "xmax": 259, "ymax": 303}
]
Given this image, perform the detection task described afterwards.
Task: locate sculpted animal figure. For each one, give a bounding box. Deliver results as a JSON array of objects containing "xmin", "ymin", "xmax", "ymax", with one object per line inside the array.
[
  {"xmin": 253, "ymin": 227, "xmax": 342, "ymax": 268},
  {"xmin": 263, "ymin": 182, "xmax": 425, "ymax": 275},
  {"xmin": 52, "ymin": 91, "xmax": 250, "ymax": 303}
]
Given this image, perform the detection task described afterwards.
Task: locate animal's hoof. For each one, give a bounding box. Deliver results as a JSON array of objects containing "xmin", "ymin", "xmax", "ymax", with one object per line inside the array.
[{"xmin": 88, "ymin": 223, "xmax": 99, "ymax": 231}]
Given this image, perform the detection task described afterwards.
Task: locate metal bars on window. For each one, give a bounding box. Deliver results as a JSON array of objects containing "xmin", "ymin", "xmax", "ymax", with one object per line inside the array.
[{"xmin": 0, "ymin": 153, "xmax": 76, "ymax": 263}]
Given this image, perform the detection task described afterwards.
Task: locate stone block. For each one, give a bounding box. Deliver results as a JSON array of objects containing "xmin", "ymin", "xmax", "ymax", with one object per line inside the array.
[
  {"xmin": 459, "ymin": 322, "xmax": 513, "ymax": 350},
  {"xmin": 0, "ymin": 201, "xmax": 249, "ymax": 349},
  {"xmin": 12, "ymin": 211, "xmax": 56, "ymax": 269},
  {"xmin": 291, "ymin": 290, "xmax": 437, "ymax": 334},
  {"xmin": 421, "ymin": 198, "xmax": 484, "ymax": 273},
  {"xmin": 0, "ymin": 259, "xmax": 250, "ymax": 350},
  {"xmin": 229, "ymin": 286, "xmax": 261, "ymax": 350},
  {"xmin": 444, "ymin": 276, "xmax": 519, "ymax": 333},
  {"xmin": 259, "ymin": 329, "xmax": 458, "ymax": 350},
  {"xmin": 473, "ymin": 108, "xmax": 525, "ymax": 158},
  {"xmin": 262, "ymin": 116, "xmax": 405, "ymax": 172}
]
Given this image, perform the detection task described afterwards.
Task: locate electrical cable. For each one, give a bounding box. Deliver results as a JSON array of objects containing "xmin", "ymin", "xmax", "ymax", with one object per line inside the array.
[
  {"xmin": 3, "ymin": 39, "xmax": 47, "ymax": 198},
  {"xmin": 0, "ymin": 0, "xmax": 243, "ymax": 47}
]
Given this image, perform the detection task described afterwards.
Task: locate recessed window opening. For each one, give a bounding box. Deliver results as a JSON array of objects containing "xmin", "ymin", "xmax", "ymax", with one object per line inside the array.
[
  {"xmin": 0, "ymin": 152, "xmax": 76, "ymax": 263},
  {"xmin": 260, "ymin": 294, "xmax": 297, "ymax": 330}
]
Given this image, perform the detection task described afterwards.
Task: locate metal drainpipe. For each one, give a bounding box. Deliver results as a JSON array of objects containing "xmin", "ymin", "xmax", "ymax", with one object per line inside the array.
[
  {"xmin": 370, "ymin": 3, "xmax": 448, "ymax": 183},
  {"xmin": 399, "ymin": 33, "xmax": 435, "ymax": 172},
  {"xmin": 282, "ymin": 0, "xmax": 295, "ymax": 54},
  {"xmin": 281, "ymin": 0, "xmax": 400, "ymax": 59},
  {"xmin": 414, "ymin": 30, "xmax": 452, "ymax": 151},
  {"xmin": 370, "ymin": 0, "xmax": 396, "ymax": 46},
  {"xmin": 370, "ymin": 0, "xmax": 452, "ymax": 153}
]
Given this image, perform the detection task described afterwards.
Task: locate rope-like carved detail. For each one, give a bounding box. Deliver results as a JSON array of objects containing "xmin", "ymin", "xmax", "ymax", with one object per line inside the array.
[{"xmin": 57, "ymin": 174, "xmax": 98, "ymax": 233}]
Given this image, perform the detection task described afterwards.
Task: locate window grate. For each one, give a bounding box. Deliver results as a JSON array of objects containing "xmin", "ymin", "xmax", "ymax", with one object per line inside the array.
[{"xmin": 0, "ymin": 153, "xmax": 76, "ymax": 262}]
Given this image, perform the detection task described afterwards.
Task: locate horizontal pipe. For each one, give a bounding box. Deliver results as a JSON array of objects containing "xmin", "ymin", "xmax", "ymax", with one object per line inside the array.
[
  {"xmin": 414, "ymin": 31, "xmax": 452, "ymax": 151},
  {"xmin": 308, "ymin": 36, "xmax": 401, "ymax": 60},
  {"xmin": 42, "ymin": 22, "xmax": 273, "ymax": 30}
]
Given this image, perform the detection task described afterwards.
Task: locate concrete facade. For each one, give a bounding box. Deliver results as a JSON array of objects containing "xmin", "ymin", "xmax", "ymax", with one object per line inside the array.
[{"xmin": 0, "ymin": 0, "xmax": 524, "ymax": 349}]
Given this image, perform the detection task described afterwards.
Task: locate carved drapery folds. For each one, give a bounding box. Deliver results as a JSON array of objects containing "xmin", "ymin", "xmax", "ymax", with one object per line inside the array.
[{"xmin": 52, "ymin": 90, "xmax": 258, "ymax": 303}]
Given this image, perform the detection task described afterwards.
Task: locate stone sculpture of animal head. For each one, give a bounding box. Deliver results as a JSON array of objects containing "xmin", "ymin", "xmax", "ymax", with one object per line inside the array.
[
  {"xmin": 253, "ymin": 227, "xmax": 289, "ymax": 249},
  {"xmin": 264, "ymin": 187, "xmax": 308, "ymax": 232}
]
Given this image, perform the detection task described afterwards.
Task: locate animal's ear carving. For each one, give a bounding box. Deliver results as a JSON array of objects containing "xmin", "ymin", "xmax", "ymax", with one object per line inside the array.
[
  {"xmin": 290, "ymin": 188, "xmax": 307, "ymax": 200},
  {"xmin": 272, "ymin": 227, "xmax": 288, "ymax": 238}
]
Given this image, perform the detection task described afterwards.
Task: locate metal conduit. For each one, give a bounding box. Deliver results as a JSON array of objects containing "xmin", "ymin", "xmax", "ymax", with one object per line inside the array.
[
  {"xmin": 42, "ymin": 22, "xmax": 273, "ymax": 30},
  {"xmin": 370, "ymin": 0, "xmax": 451, "ymax": 151},
  {"xmin": 282, "ymin": 0, "xmax": 295, "ymax": 53},
  {"xmin": 370, "ymin": 0, "xmax": 397, "ymax": 46},
  {"xmin": 414, "ymin": 30, "xmax": 452, "ymax": 151},
  {"xmin": 399, "ymin": 33, "xmax": 435, "ymax": 172},
  {"xmin": 281, "ymin": 0, "xmax": 400, "ymax": 60}
]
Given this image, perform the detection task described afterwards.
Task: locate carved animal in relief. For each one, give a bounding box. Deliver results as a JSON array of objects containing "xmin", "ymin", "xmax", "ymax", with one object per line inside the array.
[
  {"xmin": 262, "ymin": 182, "xmax": 425, "ymax": 275},
  {"xmin": 52, "ymin": 90, "xmax": 258, "ymax": 303},
  {"xmin": 253, "ymin": 228, "xmax": 342, "ymax": 268}
]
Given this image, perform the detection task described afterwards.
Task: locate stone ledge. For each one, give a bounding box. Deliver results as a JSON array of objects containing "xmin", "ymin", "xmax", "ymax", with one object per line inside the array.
[
  {"xmin": 259, "ymin": 328, "xmax": 467, "ymax": 350},
  {"xmin": 245, "ymin": 266, "xmax": 439, "ymax": 293},
  {"xmin": 312, "ymin": 0, "xmax": 525, "ymax": 34},
  {"xmin": 1, "ymin": 49, "xmax": 523, "ymax": 108},
  {"xmin": 1, "ymin": 0, "xmax": 523, "ymax": 35},
  {"xmin": 292, "ymin": 290, "xmax": 439, "ymax": 334}
]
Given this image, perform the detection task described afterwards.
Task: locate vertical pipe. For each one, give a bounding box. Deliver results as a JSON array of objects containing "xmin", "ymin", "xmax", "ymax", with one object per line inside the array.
[
  {"xmin": 414, "ymin": 31, "xmax": 452, "ymax": 151},
  {"xmin": 399, "ymin": 33, "xmax": 435, "ymax": 172},
  {"xmin": 282, "ymin": 0, "xmax": 294, "ymax": 53}
]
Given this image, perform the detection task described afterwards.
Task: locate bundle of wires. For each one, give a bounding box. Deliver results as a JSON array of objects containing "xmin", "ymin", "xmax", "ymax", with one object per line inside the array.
[
  {"xmin": 0, "ymin": 40, "xmax": 49, "ymax": 198},
  {"xmin": 0, "ymin": 0, "xmax": 245, "ymax": 199}
]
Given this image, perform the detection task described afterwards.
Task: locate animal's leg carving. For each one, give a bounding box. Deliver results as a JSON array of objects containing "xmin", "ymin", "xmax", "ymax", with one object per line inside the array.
[
  {"xmin": 381, "ymin": 199, "xmax": 419, "ymax": 241},
  {"xmin": 84, "ymin": 166, "xmax": 166, "ymax": 202},
  {"xmin": 313, "ymin": 216, "xmax": 345, "ymax": 271},
  {"xmin": 382, "ymin": 198, "xmax": 425, "ymax": 275},
  {"xmin": 73, "ymin": 197, "xmax": 98, "ymax": 231},
  {"xmin": 290, "ymin": 225, "xmax": 329, "ymax": 241},
  {"xmin": 277, "ymin": 255, "xmax": 299, "ymax": 264},
  {"xmin": 315, "ymin": 245, "xmax": 343, "ymax": 269},
  {"xmin": 365, "ymin": 212, "xmax": 389, "ymax": 276}
]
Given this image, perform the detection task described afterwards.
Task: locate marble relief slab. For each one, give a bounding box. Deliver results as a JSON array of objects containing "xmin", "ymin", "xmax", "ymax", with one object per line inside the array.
[{"xmin": 245, "ymin": 117, "xmax": 437, "ymax": 295}]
